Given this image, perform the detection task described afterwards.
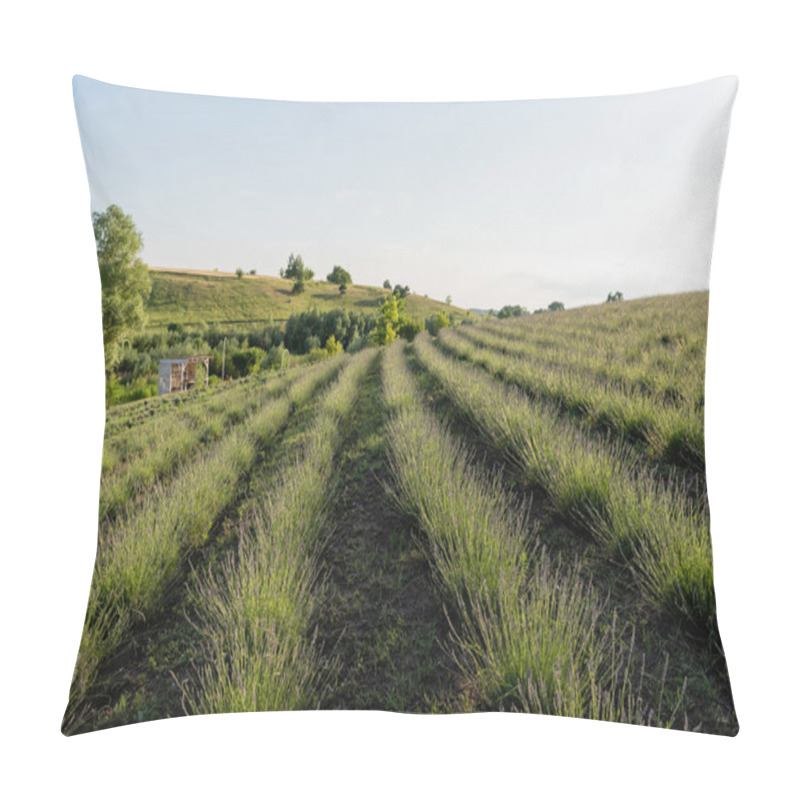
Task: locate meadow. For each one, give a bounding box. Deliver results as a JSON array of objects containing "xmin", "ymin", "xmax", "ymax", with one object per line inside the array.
[{"xmin": 64, "ymin": 290, "xmax": 737, "ymax": 735}]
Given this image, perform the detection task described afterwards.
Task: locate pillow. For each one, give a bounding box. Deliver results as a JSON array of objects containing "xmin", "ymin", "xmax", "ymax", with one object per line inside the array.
[{"xmin": 64, "ymin": 75, "xmax": 738, "ymax": 735}]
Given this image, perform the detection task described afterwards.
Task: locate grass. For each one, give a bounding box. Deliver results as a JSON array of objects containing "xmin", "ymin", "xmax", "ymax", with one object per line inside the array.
[
  {"xmin": 145, "ymin": 267, "xmax": 467, "ymax": 330},
  {"xmin": 412, "ymin": 333, "xmax": 717, "ymax": 636},
  {"xmin": 65, "ymin": 290, "xmax": 736, "ymax": 735},
  {"xmin": 382, "ymin": 341, "xmax": 683, "ymax": 724},
  {"xmin": 181, "ymin": 349, "xmax": 377, "ymax": 714},
  {"xmin": 439, "ymin": 322, "xmax": 705, "ymax": 471},
  {"xmin": 63, "ymin": 355, "xmax": 345, "ymax": 732}
]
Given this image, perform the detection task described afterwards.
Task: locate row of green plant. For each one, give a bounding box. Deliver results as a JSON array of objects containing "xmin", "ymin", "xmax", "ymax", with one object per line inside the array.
[
  {"xmin": 102, "ymin": 363, "xmax": 276, "ymax": 436},
  {"xmin": 412, "ymin": 334, "xmax": 717, "ymax": 638},
  {"xmin": 183, "ymin": 348, "xmax": 377, "ymax": 714},
  {"xmin": 382, "ymin": 342, "xmax": 682, "ymax": 724},
  {"xmin": 438, "ymin": 327, "xmax": 705, "ymax": 471},
  {"xmin": 63, "ymin": 355, "xmax": 340, "ymax": 732},
  {"xmin": 480, "ymin": 292, "xmax": 709, "ymax": 358},
  {"xmin": 462, "ymin": 316, "xmax": 705, "ymax": 408},
  {"xmin": 99, "ymin": 358, "xmax": 345, "ymax": 523},
  {"xmin": 102, "ymin": 369, "xmax": 281, "ymax": 468}
]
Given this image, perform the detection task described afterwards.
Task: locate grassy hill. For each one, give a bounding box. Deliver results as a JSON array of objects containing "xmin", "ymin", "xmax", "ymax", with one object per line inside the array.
[{"xmin": 145, "ymin": 267, "xmax": 467, "ymax": 330}]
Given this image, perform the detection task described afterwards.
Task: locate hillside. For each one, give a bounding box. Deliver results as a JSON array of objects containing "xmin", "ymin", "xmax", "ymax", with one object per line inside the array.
[
  {"xmin": 68, "ymin": 291, "xmax": 736, "ymax": 736},
  {"xmin": 145, "ymin": 267, "xmax": 467, "ymax": 329}
]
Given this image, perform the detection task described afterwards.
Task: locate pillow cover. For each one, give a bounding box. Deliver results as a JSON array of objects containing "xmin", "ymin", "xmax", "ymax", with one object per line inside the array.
[{"xmin": 64, "ymin": 75, "xmax": 738, "ymax": 735}]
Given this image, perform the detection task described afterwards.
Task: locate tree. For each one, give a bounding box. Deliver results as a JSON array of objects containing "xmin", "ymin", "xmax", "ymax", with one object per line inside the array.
[
  {"xmin": 383, "ymin": 279, "xmax": 392, "ymax": 290},
  {"xmin": 371, "ymin": 294, "xmax": 400, "ymax": 345},
  {"xmin": 291, "ymin": 273, "xmax": 307, "ymax": 294},
  {"xmin": 548, "ymin": 301, "xmax": 565, "ymax": 311},
  {"xmin": 606, "ymin": 290, "xmax": 624, "ymax": 303},
  {"xmin": 446, "ymin": 295, "xmax": 452, "ymax": 305},
  {"xmin": 426, "ymin": 311, "xmax": 450, "ymax": 335},
  {"xmin": 327, "ymin": 265, "xmax": 352, "ymax": 285},
  {"xmin": 93, "ymin": 205, "xmax": 152, "ymax": 372},
  {"xmin": 282, "ymin": 253, "xmax": 314, "ymax": 281},
  {"xmin": 249, "ymin": 269, "xmax": 257, "ymax": 275},
  {"xmin": 393, "ymin": 284, "xmax": 410, "ymax": 299},
  {"xmin": 325, "ymin": 334, "xmax": 343, "ymax": 356},
  {"xmin": 497, "ymin": 304, "xmax": 528, "ymax": 319},
  {"xmin": 339, "ymin": 283, "xmax": 348, "ymax": 295},
  {"xmin": 236, "ymin": 268, "xmax": 244, "ymax": 279}
]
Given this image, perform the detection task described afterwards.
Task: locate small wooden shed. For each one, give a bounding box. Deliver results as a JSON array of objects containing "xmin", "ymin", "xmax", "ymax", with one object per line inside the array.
[{"xmin": 158, "ymin": 356, "xmax": 211, "ymax": 395}]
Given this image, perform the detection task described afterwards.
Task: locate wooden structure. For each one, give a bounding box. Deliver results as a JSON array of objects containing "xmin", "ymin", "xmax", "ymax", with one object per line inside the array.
[{"xmin": 158, "ymin": 356, "xmax": 211, "ymax": 395}]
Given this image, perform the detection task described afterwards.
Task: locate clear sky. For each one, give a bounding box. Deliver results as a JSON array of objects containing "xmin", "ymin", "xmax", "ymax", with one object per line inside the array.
[{"xmin": 73, "ymin": 76, "xmax": 737, "ymax": 310}]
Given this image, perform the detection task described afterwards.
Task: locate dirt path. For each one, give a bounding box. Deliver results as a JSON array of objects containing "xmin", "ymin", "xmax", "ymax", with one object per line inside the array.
[{"xmin": 316, "ymin": 356, "xmax": 461, "ymax": 712}]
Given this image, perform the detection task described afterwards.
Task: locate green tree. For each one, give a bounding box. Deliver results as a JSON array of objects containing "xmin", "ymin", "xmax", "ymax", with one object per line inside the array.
[
  {"xmin": 93, "ymin": 204, "xmax": 152, "ymax": 372},
  {"xmin": 339, "ymin": 282, "xmax": 348, "ymax": 295},
  {"xmin": 606, "ymin": 290, "xmax": 624, "ymax": 303},
  {"xmin": 426, "ymin": 311, "xmax": 450, "ymax": 335},
  {"xmin": 281, "ymin": 253, "xmax": 314, "ymax": 280},
  {"xmin": 327, "ymin": 265, "xmax": 352, "ymax": 285},
  {"xmin": 291, "ymin": 273, "xmax": 307, "ymax": 294},
  {"xmin": 548, "ymin": 301, "xmax": 565, "ymax": 311},
  {"xmin": 325, "ymin": 334, "xmax": 343, "ymax": 356},
  {"xmin": 446, "ymin": 295, "xmax": 452, "ymax": 305},
  {"xmin": 383, "ymin": 279, "xmax": 392, "ymax": 289},
  {"xmin": 236, "ymin": 267, "xmax": 244, "ymax": 279},
  {"xmin": 371, "ymin": 294, "xmax": 400, "ymax": 345}
]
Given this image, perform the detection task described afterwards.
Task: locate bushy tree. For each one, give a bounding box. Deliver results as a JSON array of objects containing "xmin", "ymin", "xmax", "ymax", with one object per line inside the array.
[
  {"xmin": 236, "ymin": 268, "xmax": 244, "ymax": 279},
  {"xmin": 497, "ymin": 305, "xmax": 528, "ymax": 319},
  {"xmin": 383, "ymin": 279, "xmax": 392, "ymax": 289},
  {"xmin": 230, "ymin": 347, "xmax": 264, "ymax": 377},
  {"xmin": 325, "ymin": 334, "xmax": 343, "ymax": 356},
  {"xmin": 548, "ymin": 301, "xmax": 565, "ymax": 311},
  {"xmin": 339, "ymin": 283, "xmax": 347, "ymax": 295},
  {"xmin": 93, "ymin": 204, "xmax": 152, "ymax": 372},
  {"xmin": 606, "ymin": 290, "xmax": 624, "ymax": 303},
  {"xmin": 397, "ymin": 316, "xmax": 424, "ymax": 341},
  {"xmin": 327, "ymin": 265, "xmax": 352, "ymax": 285},
  {"xmin": 371, "ymin": 294, "xmax": 400, "ymax": 345},
  {"xmin": 281, "ymin": 253, "xmax": 314, "ymax": 281},
  {"xmin": 426, "ymin": 311, "xmax": 450, "ymax": 335},
  {"xmin": 393, "ymin": 284, "xmax": 410, "ymax": 299}
]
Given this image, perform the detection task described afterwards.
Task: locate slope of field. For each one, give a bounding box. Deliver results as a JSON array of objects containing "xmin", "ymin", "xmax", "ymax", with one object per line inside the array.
[
  {"xmin": 64, "ymin": 292, "xmax": 737, "ymax": 736},
  {"xmin": 145, "ymin": 267, "xmax": 466, "ymax": 329}
]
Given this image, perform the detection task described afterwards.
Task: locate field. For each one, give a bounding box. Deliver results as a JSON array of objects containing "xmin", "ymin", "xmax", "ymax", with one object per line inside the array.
[
  {"xmin": 64, "ymin": 290, "xmax": 737, "ymax": 734},
  {"xmin": 146, "ymin": 267, "xmax": 466, "ymax": 330}
]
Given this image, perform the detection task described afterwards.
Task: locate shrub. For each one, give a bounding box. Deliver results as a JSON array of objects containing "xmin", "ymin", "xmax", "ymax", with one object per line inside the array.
[{"xmin": 327, "ymin": 265, "xmax": 352, "ymax": 285}]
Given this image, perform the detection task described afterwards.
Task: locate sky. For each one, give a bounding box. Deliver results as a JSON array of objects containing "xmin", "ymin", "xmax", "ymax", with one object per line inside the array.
[{"xmin": 73, "ymin": 76, "xmax": 737, "ymax": 311}]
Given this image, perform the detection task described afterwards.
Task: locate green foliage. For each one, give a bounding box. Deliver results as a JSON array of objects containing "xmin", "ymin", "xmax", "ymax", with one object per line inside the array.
[
  {"xmin": 249, "ymin": 269, "xmax": 257, "ymax": 276},
  {"xmin": 291, "ymin": 275, "xmax": 307, "ymax": 294},
  {"xmin": 393, "ymin": 284, "xmax": 411, "ymax": 299},
  {"xmin": 236, "ymin": 268, "xmax": 244, "ymax": 279},
  {"xmin": 497, "ymin": 305, "xmax": 528, "ymax": 319},
  {"xmin": 371, "ymin": 294, "xmax": 400, "ymax": 345},
  {"xmin": 325, "ymin": 334, "xmax": 343, "ymax": 356},
  {"xmin": 548, "ymin": 301, "xmax": 565, "ymax": 311},
  {"xmin": 426, "ymin": 311, "xmax": 450, "ymax": 335},
  {"xmin": 339, "ymin": 283, "xmax": 347, "ymax": 295},
  {"xmin": 230, "ymin": 347, "xmax": 265, "ymax": 377},
  {"xmin": 607, "ymin": 291, "xmax": 624, "ymax": 303},
  {"xmin": 327, "ymin": 265, "xmax": 352, "ymax": 285},
  {"xmin": 281, "ymin": 253, "xmax": 314, "ymax": 281},
  {"xmin": 383, "ymin": 279, "xmax": 392, "ymax": 289},
  {"xmin": 93, "ymin": 205, "xmax": 152, "ymax": 372},
  {"xmin": 397, "ymin": 316, "xmax": 424, "ymax": 342},
  {"xmin": 284, "ymin": 308, "xmax": 375, "ymax": 354}
]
